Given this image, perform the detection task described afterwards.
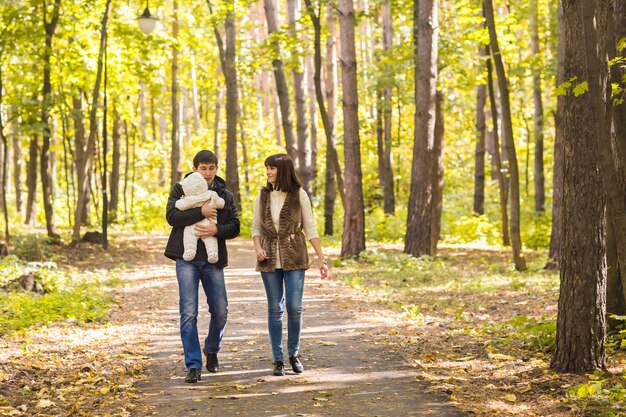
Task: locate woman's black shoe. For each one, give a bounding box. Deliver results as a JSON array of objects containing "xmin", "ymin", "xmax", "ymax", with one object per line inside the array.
[
  {"xmin": 185, "ymin": 368, "xmax": 201, "ymax": 383},
  {"xmin": 289, "ymin": 355, "xmax": 304, "ymax": 373},
  {"xmin": 273, "ymin": 361, "xmax": 285, "ymax": 376}
]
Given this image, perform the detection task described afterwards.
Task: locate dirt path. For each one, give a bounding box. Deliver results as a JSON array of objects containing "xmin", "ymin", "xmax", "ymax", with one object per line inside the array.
[{"xmin": 130, "ymin": 237, "xmax": 464, "ymax": 416}]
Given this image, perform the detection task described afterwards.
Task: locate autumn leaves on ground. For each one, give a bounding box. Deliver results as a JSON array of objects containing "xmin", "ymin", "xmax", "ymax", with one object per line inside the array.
[{"xmin": 1, "ymin": 234, "xmax": 625, "ymax": 416}]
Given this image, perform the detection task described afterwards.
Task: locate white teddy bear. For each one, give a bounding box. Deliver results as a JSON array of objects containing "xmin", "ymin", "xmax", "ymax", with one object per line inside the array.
[{"xmin": 175, "ymin": 172, "xmax": 225, "ymax": 263}]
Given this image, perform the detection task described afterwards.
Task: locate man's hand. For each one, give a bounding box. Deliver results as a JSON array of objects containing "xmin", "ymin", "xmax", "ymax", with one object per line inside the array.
[
  {"xmin": 201, "ymin": 201, "xmax": 217, "ymax": 220},
  {"xmin": 195, "ymin": 223, "xmax": 218, "ymax": 239}
]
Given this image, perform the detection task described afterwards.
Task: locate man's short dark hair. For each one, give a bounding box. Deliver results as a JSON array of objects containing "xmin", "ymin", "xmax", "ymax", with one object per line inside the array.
[{"xmin": 193, "ymin": 150, "xmax": 218, "ymax": 168}]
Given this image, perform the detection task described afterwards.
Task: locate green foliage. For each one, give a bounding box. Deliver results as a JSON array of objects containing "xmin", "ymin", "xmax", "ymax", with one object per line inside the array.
[
  {"xmin": 568, "ymin": 372, "xmax": 626, "ymax": 416},
  {"xmin": 553, "ymin": 76, "xmax": 589, "ymax": 97},
  {"xmin": 10, "ymin": 234, "xmax": 60, "ymax": 262},
  {"xmin": 521, "ymin": 211, "xmax": 551, "ymax": 250},
  {"xmin": 607, "ymin": 315, "xmax": 626, "ymax": 351},
  {"xmin": 444, "ymin": 214, "xmax": 501, "ymax": 245},
  {"xmin": 0, "ymin": 255, "xmax": 115, "ymax": 335},
  {"xmin": 364, "ymin": 207, "xmax": 407, "ymax": 243},
  {"xmin": 0, "ymin": 288, "xmax": 112, "ymax": 335},
  {"xmin": 131, "ymin": 192, "xmax": 170, "ymax": 233},
  {"xmin": 495, "ymin": 315, "xmax": 556, "ymax": 352}
]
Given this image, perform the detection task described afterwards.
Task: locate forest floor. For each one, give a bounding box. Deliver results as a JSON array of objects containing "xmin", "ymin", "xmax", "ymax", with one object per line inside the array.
[{"xmin": 0, "ymin": 233, "xmax": 625, "ymax": 416}]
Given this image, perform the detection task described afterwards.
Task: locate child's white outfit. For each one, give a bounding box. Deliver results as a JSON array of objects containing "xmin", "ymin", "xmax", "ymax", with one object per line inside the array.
[{"xmin": 175, "ymin": 172, "xmax": 225, "ymax": 263}]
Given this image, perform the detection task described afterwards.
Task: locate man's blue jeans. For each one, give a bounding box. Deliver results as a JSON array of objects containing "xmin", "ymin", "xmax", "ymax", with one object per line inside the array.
[
  {"xmin": 176, "ymin": 259, "xmax": 228, "ymax": 370},
  {"xmin": 261, "ymin": 269, "xmax": 305, "ymax": 362}
]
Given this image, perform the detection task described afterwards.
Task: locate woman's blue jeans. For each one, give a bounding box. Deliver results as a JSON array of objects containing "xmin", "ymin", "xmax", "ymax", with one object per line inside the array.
[
  {"xmin": 261, "ymin": 268, "xmax": 305, "ymax": 362},
  {"xmin": 176, "ymin": 259, "xmax": 228, "ymax": 370}
]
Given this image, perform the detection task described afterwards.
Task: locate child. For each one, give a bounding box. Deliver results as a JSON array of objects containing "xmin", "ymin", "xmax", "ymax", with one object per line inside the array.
[{"xmin": 176, "ymin": 172, "xmax": 225, "ymax": 263}]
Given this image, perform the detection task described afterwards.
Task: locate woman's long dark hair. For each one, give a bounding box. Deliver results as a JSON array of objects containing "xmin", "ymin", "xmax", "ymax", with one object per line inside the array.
[{"xmin": 264, "ymin": 153, "xmax": 302, "ymax": 192}]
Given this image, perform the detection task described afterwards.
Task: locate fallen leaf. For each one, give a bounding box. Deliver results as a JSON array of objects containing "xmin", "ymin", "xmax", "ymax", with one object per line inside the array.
[
  {"xmin": 503, "ymin": 393, "xmax": 517, "ymax": 402},
  {"xmin": 35, "ymin": 399, "xmax": 55, "ymax": 409},
  {"xmin": 488, "ymin": 353, "xmax": 516, "ymax": 361}
]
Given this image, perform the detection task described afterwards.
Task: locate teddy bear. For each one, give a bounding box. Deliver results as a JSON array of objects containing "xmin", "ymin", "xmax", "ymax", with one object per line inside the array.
[{"xmin": 175, "ymin": 172, "xmax": 225, "ymax": 263}]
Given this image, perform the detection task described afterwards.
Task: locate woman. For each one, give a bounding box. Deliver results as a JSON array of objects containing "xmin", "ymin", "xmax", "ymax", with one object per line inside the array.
[{"xmin": 252, "ymin": 153, "xmax": 329, "ymax": 376}]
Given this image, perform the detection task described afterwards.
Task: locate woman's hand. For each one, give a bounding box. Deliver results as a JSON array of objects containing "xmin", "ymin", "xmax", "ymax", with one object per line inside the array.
[
  {"xmin": 256, "ymin": 247, "xmax": 268, "ymax": 262},
  {"xmin": 194, "ymin": 223, "xmax": 217, "ymax": 239},
  {"xmin": 319, "ymin": 260, "xmax": 329, "ymax": 279}
]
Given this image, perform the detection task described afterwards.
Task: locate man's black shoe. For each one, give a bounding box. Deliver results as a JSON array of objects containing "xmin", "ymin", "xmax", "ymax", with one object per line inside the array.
[
  {"xmin": 185, "ymin": 368, "xmax": 201, "ymax": 383},
  {"xmin": 289, "ymin": 355, "xmax": 304, "ymax": 373},
  {"xmin": 273, "ymin": 361, "xmax": 285, "ymax": 376},
  {"xmin": 203, "ymin": 348, "xmax": 219, "ymax": 373}
]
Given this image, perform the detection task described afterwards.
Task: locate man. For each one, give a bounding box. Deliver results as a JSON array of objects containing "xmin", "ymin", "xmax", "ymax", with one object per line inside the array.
[{"xmin": 164, "ymin": 150, "xmax": 240, "ymax": 383}]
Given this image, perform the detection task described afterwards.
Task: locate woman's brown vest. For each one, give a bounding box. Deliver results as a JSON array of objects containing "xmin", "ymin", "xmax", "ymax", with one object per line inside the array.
[{"xmin": 256, "ymin": 188, "xmax": 310, "ymax": 272}]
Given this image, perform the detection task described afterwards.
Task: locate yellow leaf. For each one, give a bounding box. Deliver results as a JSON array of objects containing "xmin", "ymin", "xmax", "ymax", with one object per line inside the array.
[
  {"xmin": 317, "ymin": 341, "xmax": 338, "ymax": 346},
  {"xmin": 100, "ymin": 387, "xmax": 110, "ymax": 395},
  {"xmin": 503, "ymin": 394, "xmax": 516, "ymax": 402},
  {"xmin": 488, "ymin": 353, "xmax": 516, "ymax": 361},
  {"xmin": 36, "ymin": 399, "xmax": 55, "ymax": 409},
  {"xmin": 422, "ymin": 353, "xmax": 437, "ymax": 362}
]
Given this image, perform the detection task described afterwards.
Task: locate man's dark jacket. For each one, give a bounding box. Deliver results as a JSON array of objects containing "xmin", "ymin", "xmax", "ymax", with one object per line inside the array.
[{"xmin": 164, "ymin": 174, "xmax": 240, "ymax": 268}]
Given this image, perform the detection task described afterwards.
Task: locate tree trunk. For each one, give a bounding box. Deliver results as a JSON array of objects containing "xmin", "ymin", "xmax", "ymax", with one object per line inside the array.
[
  {"xmin": 109, "ymin": 108, "xmax": 121, "ymax": 222},
  {"xmin": 190, "ymin": 54, "xmax": 200, "ymax": 134},
  {"xmin": 123, "ymin": 120, "xmax": 130, "ymax": 218},
  {"xmin": 405, "ymin": 0, "xmax": 438, "ymax": 257},
  {"xmin": 72, "ymin": 0, "xmax": 111, "ymax": 243},
  {"xmin": 11, "ymin": 119, "xmax": 22, "ymax": 215},
  {"xmin": 551, "ymin": 0, "xmax": 608, "ymax": 373},
  {"xmin": 430, "ymin": 91, "xmax": 444, "ymax": 253},
  {"xmin": 238, "ymin": 104, "xmax": 250, "ymax": 193},
  {"xmin": 206, "ymin": 0, "xmax": 241, "ymax": 210},
  {"xmin": 303, "ymin": 0, "xmax": 344, "ymax": 235},
  {"xmin": 612, "ymin": 0, "xmax": 626, "ymax": 163},
  {"xmin": 484, "ymin": 0, "xmax": 526, "ymax": 270},
  {"xmin": 40, "ymin": 0, "xmax": 61, "ymax": 239},
  {"xmin": 182, "ymin": 85, "xmax": 192, "ymax": 147},
  {"xmin": 474, "ymin": 46, "xmax": 487, "ymax": 216},
  {"xmin": 0, "ymin": 65, "xmax": 9, "ymax": 242},
  {"xmin": 486, "ymin": 47, "xmax": 510, "ymax": 246},
  {"xmin": 71, "ymin": 95, "xmax": 87, "ymax": 226},
  {"xmin": 547, "ymin": 0, "xmax": 565, "ymax": 270},
  {"xmin": 380, "ymin": 0, "xmax": 395, "ymax": 214},
  {"xmin": 607, "ymin": 211, "xmax": 625, "ymax": 325},
  {"xmin": 214, "ymin": 86, "xmax": 223, "ymax": 160},
  {"xmin": 170, "ymin": 0, "xmax": 181, "ymax": 188},
  {"xmin": 158, "ymin": 89, "xmax": 168, "ymax": 186},
  {"xmin": 140, "ymin": 81, "xmax": 147, "ymax": 143},
  {"xmin": 224, "ymin": 7, "xmax": 241, "ymax": 212},
  {"xmin": 307, "ymin": 55, "xmax": 318, "ymax": 185},
  {"xmin": 25, "ymin": 133, "xmax": 38, "ymax": 226},
  {"xmin": 288, "ymin": 0, "xmax": 311, "ymax": 194},
  {"xmin": 339, "ymin": 0, "xmax": 366, "ymax": 257},
  {"xmin": 605, "ymin": 0, "xmax": 626, "ymax": 317},
  {"xmin": 264, "ymin": 0, "xmax": 298, "ymax": 166},
  {"xmin": 324, "ymin": 2, "xmax": 338, "ymax": 236},
  {"xmin": 530, "ymin": 0, "xmax": 545, "ymax": 212}
]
